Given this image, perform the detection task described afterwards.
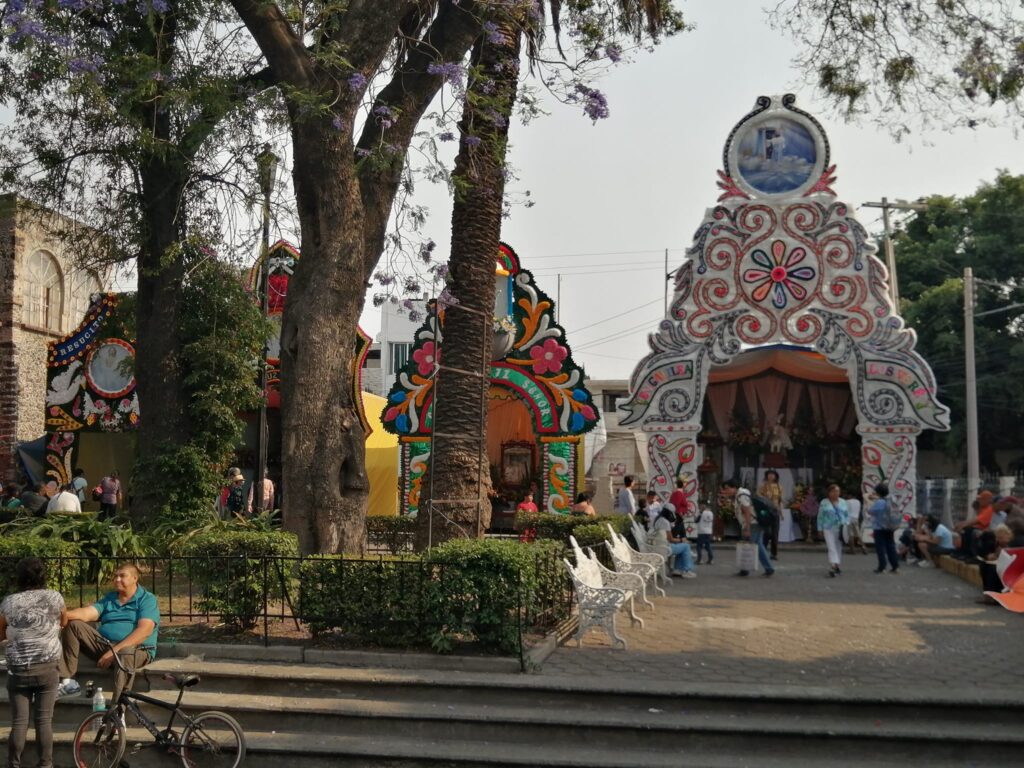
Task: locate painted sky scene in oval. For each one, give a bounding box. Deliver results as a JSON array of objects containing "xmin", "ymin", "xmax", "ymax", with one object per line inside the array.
[{"xmin": 736, "ymin": 117, "xmax": 817, "ymax": 195}]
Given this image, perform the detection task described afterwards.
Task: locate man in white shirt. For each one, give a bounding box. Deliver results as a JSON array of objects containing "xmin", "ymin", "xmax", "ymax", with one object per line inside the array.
[
  {"xmin": 695, "ymin": 507, "xmax": 715, "ymax": 565},
  {"xmin": 46, "ymin": 483, "xmax": 82, "ymax": 515},
  {"xmin": 616, "ymin": 475, "xmax": 637, "ymax": 517}
]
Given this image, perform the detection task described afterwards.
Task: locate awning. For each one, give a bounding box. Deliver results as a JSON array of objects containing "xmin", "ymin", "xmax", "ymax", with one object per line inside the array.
[
  {"xmin": 709, "ymin": 345, "xmax": 848, "ymax": 384},
  {"xmin": 16, "ymin": 436, "xmax": 47, "ymax": 484}
]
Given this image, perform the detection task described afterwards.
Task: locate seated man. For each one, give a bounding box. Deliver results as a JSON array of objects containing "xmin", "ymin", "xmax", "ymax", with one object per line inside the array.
[
  {"xmin": 954, "ymin": 490, "xmax": 994, "ymax": 557},
  {"xmin": 57, "ymin": 563, "xmax": 159, "ymax": 701},
  {"xmin": 913, "ymin": 515, "xmax": 957, "ymax": 567}
]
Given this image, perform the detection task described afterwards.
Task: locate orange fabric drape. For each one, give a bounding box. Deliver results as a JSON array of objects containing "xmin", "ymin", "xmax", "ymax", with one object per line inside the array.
[{"xmin": 709, "ymin": 348, "xmax": 848, "ymax": 384}]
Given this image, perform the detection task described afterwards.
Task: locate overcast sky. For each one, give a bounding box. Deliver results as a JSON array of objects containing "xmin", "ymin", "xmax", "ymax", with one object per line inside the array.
[{"xmin": 358, "ymin": 0, "xmax": 1024, "ymax": 383}]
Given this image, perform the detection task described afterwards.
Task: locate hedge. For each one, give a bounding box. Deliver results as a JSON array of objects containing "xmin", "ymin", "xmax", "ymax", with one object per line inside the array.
[
  {"xmin": 516, "ymin": 512, "xmax": 631, "ymax": 545},
  {"xmin": 298, "ymin": 538, "xmax": 567, "ymax": 655},
  {"xmin": 178, "ymin": 529, "xmax": 299, "ymax": 629},
  {"xmin": 0, "ymin": 536, "xmax": 80, "ymax": 595}
]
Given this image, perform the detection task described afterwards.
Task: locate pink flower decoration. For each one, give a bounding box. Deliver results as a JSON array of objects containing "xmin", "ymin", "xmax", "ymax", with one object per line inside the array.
[
  {"xmin": 580, "ymin": 405, "xmax": 596, "ymax": 420},
  {"xmin": 412, "ymin": 341, "xmax": 437, "ymax": 376},
  {"xmin": 384, "ymin": 406, "xmax": 400, "ymax": 422},
  {"xmin": 530, "ymin": 338, "xmax": 567, "ymax": 375}
]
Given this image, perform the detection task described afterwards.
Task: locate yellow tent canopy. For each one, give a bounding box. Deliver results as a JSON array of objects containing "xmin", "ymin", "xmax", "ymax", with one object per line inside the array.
[{"xmin": 362, "ymin": 391, "xmax": 399, "ymax": 516}]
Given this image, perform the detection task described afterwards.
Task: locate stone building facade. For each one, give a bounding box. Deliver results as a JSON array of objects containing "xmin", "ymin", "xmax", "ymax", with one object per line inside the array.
[{"xmin": 0, "ymin": 194, "xmax": 105, "ymax": 482}]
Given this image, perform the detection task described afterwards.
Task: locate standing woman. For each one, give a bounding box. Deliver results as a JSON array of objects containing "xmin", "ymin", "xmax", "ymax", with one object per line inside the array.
[
  {"xmin": 0, "ymin": 558, "xmax": 66, "ymax": 768},
  {"xmin": 869, "ymin": 483, "xmax": 900, "ymax": 573},
  {"xmin": 817, "ymin": 484, "xmax": 849, "ymax": 577}
]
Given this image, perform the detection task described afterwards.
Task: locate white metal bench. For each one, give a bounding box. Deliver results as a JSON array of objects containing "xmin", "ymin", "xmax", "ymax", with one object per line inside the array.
[
  {"xmin": 629, "ymin": 520, "xmax": 672, "ymax": 584},
  {"xmin": 604, "ymin": 524, "xmax": 668, "ymax": 598},
  {"xmin": 563, "ymin": 558, "xmax": 629, "ymax": 649},
  {"xmin": 568, "ymin": 535, "xmax": 653, "ymax": 614}
]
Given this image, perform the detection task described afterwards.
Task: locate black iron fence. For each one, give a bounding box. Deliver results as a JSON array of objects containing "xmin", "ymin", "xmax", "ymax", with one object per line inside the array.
[{"xmin": 0, "ymin": 550, "xmax": 573, "ymax": 669}]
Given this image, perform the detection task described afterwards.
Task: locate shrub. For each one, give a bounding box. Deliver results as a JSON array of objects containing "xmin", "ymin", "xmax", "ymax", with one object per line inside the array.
[
  {"xmin": 298, "ymin": 555, "xmax": 425, "ymax": 642},
  {"xmin": 179, "ymin": 529, "xmax": 299, "ymax": 629},
  {"xmin": 0, "ymin": 536, "xmax": 80, "ymax": 595},
  {"xmin": 423, "ymin": 538, "xmax": 565, "ymax": 654},
  {"xmin": 516, "ymin": 512, "xmax": 631, "ymax": 547},
  {"xmin": 365, "ymin": 515, "xmax": 416, "ymax": 555}
]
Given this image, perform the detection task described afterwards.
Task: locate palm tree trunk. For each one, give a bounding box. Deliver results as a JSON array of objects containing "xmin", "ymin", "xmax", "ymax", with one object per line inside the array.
[{"xmin": 418, "ymin": 16, "xmax": 523, "ymax": 549}]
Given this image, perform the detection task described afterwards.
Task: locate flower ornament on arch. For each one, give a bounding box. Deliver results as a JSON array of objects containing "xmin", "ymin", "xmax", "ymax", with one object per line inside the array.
[
  {"xmin": 743, "ymin": 239, "xmax": 816, "ymax": 309},
  {"xmin": 530, "ymin": 338, "xmax": 568, "ymax": 375},
  {"xmin": 412, "ymin": 341, "xmax": 437, "ymax": 377}
]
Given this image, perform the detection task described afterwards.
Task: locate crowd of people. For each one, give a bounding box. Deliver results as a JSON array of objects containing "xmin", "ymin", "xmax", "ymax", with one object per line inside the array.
[{"xmin": 0, "ymin": 469, "xmax": 123, "ymax": 522}]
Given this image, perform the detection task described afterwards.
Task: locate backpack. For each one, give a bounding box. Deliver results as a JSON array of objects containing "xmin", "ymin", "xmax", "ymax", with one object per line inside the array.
[
  {"xmin": 749, "ymin": 494, "xmax": 778, "ymax": 528},
  {"xmin": 881, "ymin": 499, "xmax": 903, "ymax": 530}
]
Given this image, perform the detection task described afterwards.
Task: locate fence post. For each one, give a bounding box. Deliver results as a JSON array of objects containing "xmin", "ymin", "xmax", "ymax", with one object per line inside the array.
[
  {"xmin": 262, "ymin": 556, "xmax": 269, "ymax": 648},
  {"xmin": 942, "ymin": 479, "xmax": 955, "ymax": 529}
]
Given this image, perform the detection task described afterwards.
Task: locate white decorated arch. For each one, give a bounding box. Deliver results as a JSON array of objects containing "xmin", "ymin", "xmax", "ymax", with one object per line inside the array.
[{"xmin": 621, "ymin": 95, "xmax": 950, "ymax": 518}]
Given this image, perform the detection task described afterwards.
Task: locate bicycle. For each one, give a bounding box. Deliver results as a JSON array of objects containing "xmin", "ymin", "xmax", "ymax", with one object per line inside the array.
[{"xmin": 72, "ymin": 641, "xmax": 246, "ymax": 768}]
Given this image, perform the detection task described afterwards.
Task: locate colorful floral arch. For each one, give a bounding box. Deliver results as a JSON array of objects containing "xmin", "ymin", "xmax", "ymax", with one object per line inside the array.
[
  {"xmin": 621, "ymin": 95, "xmax": 950, "ymax": 517},
  {"xmin": 382, "ymin": 243, "xmax": 600, "ymax": 515}
]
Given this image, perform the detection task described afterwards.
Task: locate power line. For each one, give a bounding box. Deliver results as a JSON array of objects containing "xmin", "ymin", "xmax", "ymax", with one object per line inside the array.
[{"xmin": 563, "ymin": 297, "xmax": 663, "ymax": 336}]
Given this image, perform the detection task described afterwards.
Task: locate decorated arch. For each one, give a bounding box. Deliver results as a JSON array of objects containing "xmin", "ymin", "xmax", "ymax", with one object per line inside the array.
[
  {"xmin": 620, "ymin": 95, "xmax": 950, "ymax": 518},
  {"xmin": 381, "ymin": 243, "xmax": 601, "ymax": 516}
]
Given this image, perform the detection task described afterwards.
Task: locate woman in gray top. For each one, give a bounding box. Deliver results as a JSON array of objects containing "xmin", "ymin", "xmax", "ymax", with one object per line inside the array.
[{"xmin": 0, "ymin": 558, "xmax": 66, "ymax": 768}]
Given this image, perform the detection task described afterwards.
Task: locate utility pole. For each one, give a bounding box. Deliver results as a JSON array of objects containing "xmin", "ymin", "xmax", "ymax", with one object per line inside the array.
[
  {"xmin": 556, "ymin": 274, "xmax": 561, "ymax": 323},
  {"xmin": 255, "ymin": 145, "xmax": 280, "ymax": 513},
  {"xmin": 862, "ymin": 198, "xmax": 928, "ymax": 309},
  {"xmin": 963, "ymin": 267, "xmax": 979, "ymax": 498}
]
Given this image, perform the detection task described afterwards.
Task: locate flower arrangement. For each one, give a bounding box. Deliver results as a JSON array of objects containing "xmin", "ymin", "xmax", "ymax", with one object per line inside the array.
[
  {"xmin": 493, "ymin": 315, "xmax": 516, "ymax": 334},
  {"xmin": 726, "ymin": 419, "xmax": 763, "ymax": 449},
  {"xmin": 788, "ymin": 482, "xmax": 809, "ymax": 511}
]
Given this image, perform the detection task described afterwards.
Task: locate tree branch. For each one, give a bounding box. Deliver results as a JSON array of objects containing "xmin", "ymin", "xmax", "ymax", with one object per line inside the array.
[{"xmin": 228, "ymin": 0, "xmax": 314, "ymax": 89}]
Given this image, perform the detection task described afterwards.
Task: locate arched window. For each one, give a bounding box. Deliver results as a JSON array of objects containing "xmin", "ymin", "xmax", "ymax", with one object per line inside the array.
[
  {"xmin": 22, "ymin": 250, "xmax": 63, "ymax": 331},
  {"xmin": 69, "ymin": 269, "xmax": 103, "ymax": 326}
]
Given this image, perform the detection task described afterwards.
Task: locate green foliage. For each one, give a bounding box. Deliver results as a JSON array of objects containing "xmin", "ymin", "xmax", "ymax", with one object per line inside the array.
[
  {"xmin": 365, "ymin": 515, "xmax": 416, "ymax": 554},
  {"xmin": 178, "ymin": 528, "xmax": 299, "ymax": 629},
  {"xmin": 896, "ymin": 172, "xmax": 1024, "ymax": 465},
  {"xmin": 133, "ymin": 251, "xmax": 273, "ymax": 529},
  {"xmin": 515, "ymin": 511, "xmax": 631, "ymax": 545},
  {"xmin": 423, "ymin": 538, "xmax": 564, "ymax": 654},
  {"xmin": 0, "ymin": 536, "xmax": 80, "ymax": 595},
  {"xmin": 298, "ymin": 539, "xmax": 567, "ymax": 655}
]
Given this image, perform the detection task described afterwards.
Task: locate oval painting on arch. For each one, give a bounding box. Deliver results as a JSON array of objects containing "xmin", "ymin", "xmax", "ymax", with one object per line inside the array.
[{"xmin": 735, "ymin": 117, "xmax": 817, "ymax": 195}]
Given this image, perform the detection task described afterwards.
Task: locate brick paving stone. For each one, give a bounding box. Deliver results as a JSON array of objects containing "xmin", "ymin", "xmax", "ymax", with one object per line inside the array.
[{"xmin": 540, "ymin": 548, "xmax": 1023, "ymax": 693}]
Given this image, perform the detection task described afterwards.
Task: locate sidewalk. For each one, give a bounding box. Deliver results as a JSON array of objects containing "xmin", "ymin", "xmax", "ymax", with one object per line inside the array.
[{"xmin": 540, "ymin": 547, "xmax": 1023, "ymax": 694}]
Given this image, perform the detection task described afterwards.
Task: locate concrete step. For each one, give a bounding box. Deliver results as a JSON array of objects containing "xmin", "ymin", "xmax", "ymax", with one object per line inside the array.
[{"xmin": 2, "ymin": 726, "xmax": 1014, "ymax": 768}]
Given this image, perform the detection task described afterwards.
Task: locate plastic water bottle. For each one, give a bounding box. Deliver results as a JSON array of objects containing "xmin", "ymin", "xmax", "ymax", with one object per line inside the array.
[{"xmin": 91, "ymin": 688, "xmax": 106, "ymax": 731}]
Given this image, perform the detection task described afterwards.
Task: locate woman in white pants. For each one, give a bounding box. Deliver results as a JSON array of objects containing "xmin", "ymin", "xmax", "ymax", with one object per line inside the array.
[{"xmin": 817, "ymin": 484, "xmax": 849, "ymax": 577}]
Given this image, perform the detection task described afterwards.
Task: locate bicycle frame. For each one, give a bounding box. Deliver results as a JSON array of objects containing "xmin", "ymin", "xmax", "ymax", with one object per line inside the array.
[{"xmin": 111, "ymin": 686, "xmax": 198, "ymax": 748}]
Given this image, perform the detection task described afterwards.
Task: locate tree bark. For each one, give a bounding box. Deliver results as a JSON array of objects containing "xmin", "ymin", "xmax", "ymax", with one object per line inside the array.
[
  {"xmin": 418, "ymin": 17, "xmax": 522, "ymax": 549},
  {"xmin": 278, "ymin": 120, "xmax": 370, "ymax": 554}
]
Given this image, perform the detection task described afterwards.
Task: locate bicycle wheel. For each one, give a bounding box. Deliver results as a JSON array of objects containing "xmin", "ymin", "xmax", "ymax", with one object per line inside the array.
[
  {"xmin": 73, "ymin": 711, "xmax": 126, "ymax": 768},
  {"xmin": 179, "ymin": 711, "xmax": 246, "ymax": 768}
]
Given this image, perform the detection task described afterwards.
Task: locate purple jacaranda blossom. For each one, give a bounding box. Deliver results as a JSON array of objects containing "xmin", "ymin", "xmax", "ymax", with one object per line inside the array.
[
  {"xmin": 348, "ymin": 72, "xmax": 367, "ymax": 92},
  {"xmin": 331, "ymin": 114, "xmax": 345, "ymax": 131},
  {"xmin": 605, "ymin": 43, "xmax": 622, "ymax": 63},
  {"xmin": 374, "ymin": 272, "xmax": 396, "ymax": 286},
  {"xmin": 57, "ymin": 0, "xmax": 88, "ymax": 11},
  {"xmin": 574, "ymin": 84, "xmax": 609, "ymax": 122},
  {"xmin": 426, "ymin": 61, "xmax": 464, "ymax": 90},
  {"xmin": 68, "ymin": 56, "xmax": 100, "ymax": 74},
  {"xmin": 482, "ymin": 21, "xmax": 502, "ymax": 44},
  {"xmin": 436, "ymin": 286, "xmax": 459, "ymax": 311},
  {"xmin": 374, "ymin": 105, "xmax": 395, "ymax": 129},
  {"xmin": 432, "ymin": 263, "xmax": 450, "ymax": 280},
  {"xmin": 486, "ymin": 108, "xmax": 507, "ymax": 128},
  {"xmin": 407, "ymin": 310, "xmax": 423, "ymax": 323},
  {"xmin": 438, "ymin": 131, "xmax": 455, "ymax": 142},
  {"xmin": 355, "ymin": 148, "xmax": 371, "ymax": 158},
  {"xmin": 151, "ymin": 0, "xmax": 168, "ymax": 12},
  {"xmin": 464, "ymin": 135, "xmax": 482, "ymax": 147},
  {"xmin": 404, "ymin": 277, "xmax": 421, "ymax": 293}
]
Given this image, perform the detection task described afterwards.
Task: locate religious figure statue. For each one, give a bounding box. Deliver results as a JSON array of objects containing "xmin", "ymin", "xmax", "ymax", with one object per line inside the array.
[{"xmin": 766, "ymin": 414, "xmax": 793, "ymax": 454}]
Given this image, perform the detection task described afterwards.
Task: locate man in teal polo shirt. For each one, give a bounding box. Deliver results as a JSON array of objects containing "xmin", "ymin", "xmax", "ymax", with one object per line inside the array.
[{"xmin": 56, "ymin": 563, "xmax": 159, "ymax": 700}]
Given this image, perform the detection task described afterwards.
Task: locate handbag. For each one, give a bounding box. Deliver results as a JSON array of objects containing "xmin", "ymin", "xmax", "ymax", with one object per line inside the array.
[
  {"xmin": 91, "ymin": 485, "xmax": 103, "ymax": 502},
  {"xmin": 735, "ymin": 541, "xmax": 759, "ymax": 573}
]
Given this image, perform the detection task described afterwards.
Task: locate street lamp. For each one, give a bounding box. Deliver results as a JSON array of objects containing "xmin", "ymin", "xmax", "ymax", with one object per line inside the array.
[{"xmin": 255, "ymin": 144, "xmax": 280, "ymax": 512}]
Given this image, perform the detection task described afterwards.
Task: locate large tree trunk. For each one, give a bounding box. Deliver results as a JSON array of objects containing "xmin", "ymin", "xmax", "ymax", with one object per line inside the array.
[
  {"xmin": 278, "ymin": 119, "xmax": 369, "ymax": 555},
  {"xmin": 131, "ymin": 165, "xmax": 190, "ymax": 525},
  {"xmin": 418, "ymin": 19, "xmax": 522, "ymax": 549}
]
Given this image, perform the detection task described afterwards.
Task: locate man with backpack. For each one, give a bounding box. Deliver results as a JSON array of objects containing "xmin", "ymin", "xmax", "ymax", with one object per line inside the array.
[{"xmin": 720, "ymin": 479, "xmax": 775, "ymax": 577}]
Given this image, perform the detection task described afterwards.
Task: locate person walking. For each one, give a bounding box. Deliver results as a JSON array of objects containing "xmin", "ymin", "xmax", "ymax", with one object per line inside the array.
[
  {"xmin": 695, "ymin": 507, "xmax": 715, "ymax": 565},
  {"xmin": 757, "ymin": 470, "xmax": 783, "ymax": 559},
  {"xmin": 616, "ymin": 475, "xmax": 637, "ymax": 518},
  {"xmin": 869, "ymin": 483, "xmax": 900, "ymax": 573},
  {"xmin": 720, "ymin": 480, "xmax": 775, "ymax": 577},
  {"xmin": 818, "ymin": 484, "xmax": 849, "ymax": 577},
  {"xmin": 97, "ymin": 470, "xmax": 122, "ymax": 521},
  {"xmin": 0, "ymin": 558, "xmax": 66, "ymax": 768},
  {"xmin": 70, "ymin": 468, "xmax": 88, "ymax": 505}
]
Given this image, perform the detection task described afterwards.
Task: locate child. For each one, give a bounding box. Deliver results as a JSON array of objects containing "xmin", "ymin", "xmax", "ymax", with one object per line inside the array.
[{"xmin": 696, "ymin": 507, "xmax": 715, "ymax": 565}]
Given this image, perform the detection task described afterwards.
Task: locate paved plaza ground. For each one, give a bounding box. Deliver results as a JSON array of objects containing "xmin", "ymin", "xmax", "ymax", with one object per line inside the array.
[{"xmin": 539, "ymin": 546, "xmax": 1023, "ymax": 694}]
